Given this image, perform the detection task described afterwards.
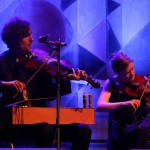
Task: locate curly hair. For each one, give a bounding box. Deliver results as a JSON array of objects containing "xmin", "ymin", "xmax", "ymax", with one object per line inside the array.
[
  {"xmin": 1, "ymin": 17, "xmax": 31, "ymax": 49},
  {"xmin": 110, "ymin": 52, "xmax": 133, "ymax": 74}
]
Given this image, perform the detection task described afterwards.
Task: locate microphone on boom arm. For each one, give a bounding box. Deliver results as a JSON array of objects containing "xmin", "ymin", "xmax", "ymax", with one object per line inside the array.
[
  {"xmin": 38, "ymin": 34, "xmax": 50, "ymax": 43},
  {"xmin": 38, "ymin": 34, "xmax": 66, "ymax": 47}
]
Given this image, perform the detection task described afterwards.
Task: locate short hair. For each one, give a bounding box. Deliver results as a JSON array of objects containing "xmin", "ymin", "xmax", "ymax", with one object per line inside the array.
[
  {"xmin": 1, "ymin": 17, "xmax": 31, "ymax": 49},
  {"xmin": 110, "ymin": 52, "xmax": 133, "ymax": 74}
]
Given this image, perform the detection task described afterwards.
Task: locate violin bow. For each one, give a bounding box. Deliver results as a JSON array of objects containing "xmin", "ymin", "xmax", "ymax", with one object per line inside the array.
[
  {"xmin": 13, "ymin": 50, "xmax": 57, "ymax": 100},
  {"xmin": 139, "ymin": 76, "xmax": 150, "ymax": 101}
]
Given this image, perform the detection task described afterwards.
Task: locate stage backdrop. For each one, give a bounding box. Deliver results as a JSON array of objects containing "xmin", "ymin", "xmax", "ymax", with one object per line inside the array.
[{"xmin": 0, "ymin": 0, "xmax": 150, "ymax": 143}]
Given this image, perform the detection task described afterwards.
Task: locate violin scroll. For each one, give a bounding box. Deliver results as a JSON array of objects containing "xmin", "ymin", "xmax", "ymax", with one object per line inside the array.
[{"xmin": 86, "ymin": 75, "xmax": 100, "ymax": 89}]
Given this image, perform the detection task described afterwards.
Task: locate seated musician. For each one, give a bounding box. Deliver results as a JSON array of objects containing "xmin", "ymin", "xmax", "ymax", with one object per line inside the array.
[
  {"xmin": 97, "ymin": 52, "xmax": 150, "ymax": 150},
  {"xmin": 0, "ymin": 17, "xmax": 91, "ymax": 149}
]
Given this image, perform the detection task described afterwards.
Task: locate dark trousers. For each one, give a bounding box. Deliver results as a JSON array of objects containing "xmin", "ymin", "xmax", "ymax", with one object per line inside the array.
[
  {"xmin": 59, "ymin": 123, "xmax": 92, "ymax": 150},
  {"xmin": 0, "ymin": 123, "xmax": 91, "ymax": 150},
  {"xmin": 0, "ymin": 123, "xmax": 54, "ymax": 148},
  {"xmin": 107, "ymin": 126, "xmax": 150, "ymax": 150}
]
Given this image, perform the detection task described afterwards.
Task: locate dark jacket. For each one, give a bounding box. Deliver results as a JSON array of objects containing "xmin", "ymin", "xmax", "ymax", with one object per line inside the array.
[{"xmin": 0, "ymin": 50, "xmax": 71, "ymax": 123}]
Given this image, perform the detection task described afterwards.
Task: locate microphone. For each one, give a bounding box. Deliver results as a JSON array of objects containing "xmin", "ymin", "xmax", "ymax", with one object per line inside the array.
[
  {"xmin": 38, "ymin": 34, "xmax": 66, "ymax": 47},
  {"xmin": 46, "ymin": 41, "xmax": 67, "ymax": 46},
  {"xmin": 38, "ymin": 34, "xmax": 50, "ymax": 43}
]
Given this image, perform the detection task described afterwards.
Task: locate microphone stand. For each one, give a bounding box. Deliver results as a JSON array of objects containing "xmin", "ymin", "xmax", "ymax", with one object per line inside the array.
[
  {"xmin": 56, "ymin": 45, "xmax": 61, "ymax": 150},
  {"xmin": 46, "ymin": 40, "xmax": 65, "ymax": 150}
]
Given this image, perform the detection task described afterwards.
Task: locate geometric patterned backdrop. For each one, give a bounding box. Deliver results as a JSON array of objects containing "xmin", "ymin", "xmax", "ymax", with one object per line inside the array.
[{"xmin": 0, "ymin": 0, "xmax": 150, "ymax": 143}]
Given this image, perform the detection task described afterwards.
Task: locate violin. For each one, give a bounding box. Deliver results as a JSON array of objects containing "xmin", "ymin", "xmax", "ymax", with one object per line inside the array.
[
  {"xmin": 17, "ymin": 55, "xmax": 71, "ymax": 77},
  {"xmin": 17, "ymin": 49, "xmax": 100, "ymax": 89},
  {"xmin": 125, "ymin": 74, "xmax": 150, "ymax": 103}
]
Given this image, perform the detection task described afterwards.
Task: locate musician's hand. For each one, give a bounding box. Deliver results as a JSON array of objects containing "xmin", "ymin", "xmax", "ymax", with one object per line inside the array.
[
  {"xmin": 66, "ymin": 68, "xmax": 88, "ymax": 81},
  {"xmin": 125, "ymin": 99, "xmax": 141, "ymax": 111},
  {"xmin": 1, "ymin": 80, "xmax": 25, "ymax": 93}
]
